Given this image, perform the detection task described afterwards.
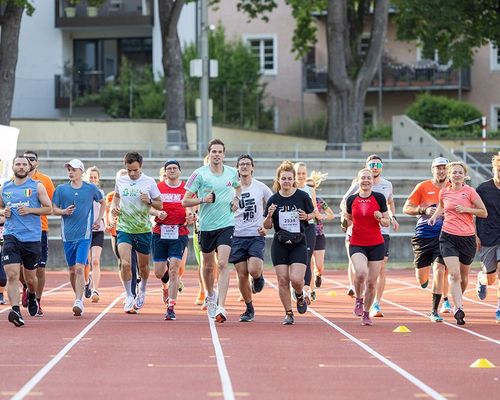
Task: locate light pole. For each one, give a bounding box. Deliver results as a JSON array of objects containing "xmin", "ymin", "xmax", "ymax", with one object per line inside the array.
[{"xmin": 199, "ymin": 0, "xmax": 210, "ymax": 151}]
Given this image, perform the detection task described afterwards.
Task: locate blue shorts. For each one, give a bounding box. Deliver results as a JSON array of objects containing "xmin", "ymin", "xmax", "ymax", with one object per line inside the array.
[
  {"xmin": 63, "ymin": 239, "xmax": 92, "ymax": 267},
  {"xmin": 152, "ymin": 234, "xmax": 188, "ymax": 262},
  {"xmin": 117, "ymin": 231, "xmax": 152, "ymax": 255},
  {"xmin": 229, "ymin": 236, "xmax": 265, "ymax": 264}
]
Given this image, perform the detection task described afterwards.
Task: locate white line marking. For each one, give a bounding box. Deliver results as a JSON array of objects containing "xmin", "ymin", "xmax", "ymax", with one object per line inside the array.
[
  {"xmin": 0, "ymin": 283, "xmax": 70, "ymax": 314},
  {"xmin": 207, "ymin": 316, "xmax": 235, "ymax": 400},
  {"xmin": 11, "ymin": 294, "xmax": 124, "ymax": 400},
  {"xmin": 265, "ymin": 279, "xmax": 446, "ymax": 400}
]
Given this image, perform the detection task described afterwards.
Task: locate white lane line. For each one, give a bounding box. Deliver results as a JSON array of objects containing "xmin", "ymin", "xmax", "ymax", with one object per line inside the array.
[
  {"xmin": 11, "ymin": 294, "xmax": 124, "ymax": 400},
  {"xmin": 265, "ymin": 279, "xmax": 446, "ymax": 400},
  {"xmin": 327, "ymin": 277, "xmax": 500, "ymax": 346},
  {"xmin": 0, "ymin": 282, "xmax": 70, "ymax": 314},
  {"xmin": 207, "ymin": 316, "xmax": 235, "ymax": 400}
]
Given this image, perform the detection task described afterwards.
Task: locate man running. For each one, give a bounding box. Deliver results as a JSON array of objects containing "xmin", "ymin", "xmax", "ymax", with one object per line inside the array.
[
  {"xmin": 111, "ymin": 152, "xmax": 162, "ymax": 314},
  {"xmin": 182, "ymin": 139, "xmax": 241, "ymax": 323},
  {"xmin": 229, "ymin": 154, "xmax": 272, "ymax": 322},
  {"xmin": 403, "ymin": 157, "xmax": 450, "ymax": 322},
  {"xmin": 1, "ymin": 156, "xmax": 52, "ymax": 326},
  {"xmin": 52, "ymin": 159, "xmax": 105, "ymax": 316}
]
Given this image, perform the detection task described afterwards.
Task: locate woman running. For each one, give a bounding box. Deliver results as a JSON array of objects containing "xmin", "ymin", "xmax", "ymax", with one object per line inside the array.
[{"xmin": 312, "ymin": 196, "xmax": 335, "ymax": 296}]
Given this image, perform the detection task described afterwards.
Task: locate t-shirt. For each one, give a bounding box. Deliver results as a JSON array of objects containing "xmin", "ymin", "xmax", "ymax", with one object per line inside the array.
[
  {"xmin": 105, "ymin": 191, "xmax": 117, "ymax": 237},
  {"xmin": 53, "ymin": 182, "xmax": 103, "ymax": 242},
  {"xmin": 152, "ymin": 181, "xmax": 189, "ymax": 237},
  {"xmin": 342, "ymin": 178, "xmax": 393, "ymax": 235},
  {"xmin": 440, "ymin": 185, "xmax": 481, "ymax": 237},
  {"xmin": 185, "ymin": 164, "xmax": 239, "ymax": 231},
  {"xmin": 92, "ymin": 188, "xmax": 105, "ymax": 232},
  {"xmin": 346, "ymin": 191, "xmax": 388, "ymax": 246},
  {"xmin": 406, "ymin": 179, "xmax": 445, "ymax": 238},
  {"xmin": 265, "ymin": 189, "xmax": 314, "ymax": 234},
  {"xmin": 315, "ymin": 197, "xmax": 330, "ymax": 236},
  {"xmin": 476, "ymin": 179, "xmax": 500, "ymax": 246},
  {"xmin": 115, "ymin": 173, "xmax": 161, "ymax": 234},
  {"xmin": 32, "ymin": 170, "xmax": 55, "ymax": 232},
  {"xmin": 234, "ymin": 179, "xmax": 273, "ymax": 237}
]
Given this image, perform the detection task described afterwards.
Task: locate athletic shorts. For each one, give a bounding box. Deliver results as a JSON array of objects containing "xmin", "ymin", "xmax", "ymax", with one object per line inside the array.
[
  {"xmin": 40, "ymin": 230, "xmax": 48, "ymax": 267},
  {"xmin": 411, "ymin": 236, "xmax": 444, "ymax": 269},
  {"xmin": 91, "ymin": 231, "xmax": 105, "ymax": 248},
  {"xmin": 271, "ymin": 236, "xmax": 307, "ymax": 266},
  {"xmin": 199, "ymin": 226, "xmax": 234, "ymax": 253},
  {"xmin": 439, "ymin": 231, "xmax": 476, "ymax": 266},
  {"xmin": 117, "ymin": 231, "xmax": 152, "ymax": 255},
  {"xmin": 382, "ymin": 234, "xmax": 390, "ymax": 257},
  {"xmin": 349, "ymin": 243, "xmax": 385, "ymax": 262},
  {"xmin": 229, "ymin": 236, "xmax": 265, "ymax": 264},
  {"xmin": 63, "ymin": 239, "xmax": 92, "ymax": 267},
  {"xmin": 152, "ymin": 233, "xmax": 188, "ymax": 262},
  {"xmin": 479, "ymin": 244, "xmax": 500, "ymax": 274},
  {"xmin": 314, "ymin": 234, "xmax": 326, "ymax": 251},
  {"xmin": 1, "ymin": 235, "xmax": 41, "ymax": 270}
]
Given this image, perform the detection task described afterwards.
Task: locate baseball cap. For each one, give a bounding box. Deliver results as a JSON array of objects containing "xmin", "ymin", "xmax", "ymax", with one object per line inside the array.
[
  {"xmin": 431, "ymin": 157, "xmax": 449, "ymax": 167},
  {"xmin": 64, "ymin": 159, "xmax": 85, "ymax": 171},
  {"xmin": 164, "ymin": 159, "xmax": 181, "ymax": 170}
]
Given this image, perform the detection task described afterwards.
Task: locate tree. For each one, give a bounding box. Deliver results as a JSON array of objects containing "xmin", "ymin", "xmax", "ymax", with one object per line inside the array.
[{"xmin": 0, "ymin": 0, "xmax": 34, "ymax": 126}]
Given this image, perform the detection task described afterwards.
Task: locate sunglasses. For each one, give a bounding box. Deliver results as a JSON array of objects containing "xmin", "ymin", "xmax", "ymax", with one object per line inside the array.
[
  {"xmin": 24, "ymin": 156, "xmax": 37, "ymax": 162},
  {"xmin": 368, "ymin": 162, "xmax": 383, "ymax": 169}
]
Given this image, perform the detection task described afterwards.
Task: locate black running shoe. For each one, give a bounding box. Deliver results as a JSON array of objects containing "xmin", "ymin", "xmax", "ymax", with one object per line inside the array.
[
  {"xmin": 296, "ymin": 293, "xmax": 308, "ymax": 314},
  {"xmin": 454, "ymin": 308, "xmax": 466, "ymax": 325},
  {"xmin": 8, "ymin": 309, "xmax": 25, "ymax": 327},
  {"xmin": 282, "ymin": 311, "xmax": 294, "ymax": 325},
  {"xmin": 251, "ymin": 274, "xmax": 265, "ymax": 294},
  {"xmin": 315, "ymin": 275, "xmax": 322, "ymax": 288},
  {"xmin": 239, "ymin": 309, "xmax": 255, "ymax": 322},
  {"xmin": 27, "ymin": 295, "xmax": 39, "ymax": 317},
  {"xmin": 84, "ymin": 277, "xmax": 92, "ymax": 299}
]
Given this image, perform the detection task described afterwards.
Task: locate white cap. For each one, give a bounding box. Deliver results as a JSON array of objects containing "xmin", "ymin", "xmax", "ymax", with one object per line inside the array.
[
  {"xmin": 64, "ymin": 159, "xmax": 85, "ymax": 171},
  {"xmin": 431, "ymin": 157, "xmax": 449, "ymax": 167}
]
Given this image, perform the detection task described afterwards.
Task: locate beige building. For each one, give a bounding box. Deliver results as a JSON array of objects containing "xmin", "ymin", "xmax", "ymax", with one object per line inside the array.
[{"xmin": 210, "ymin": 1, "xmax": 500, "ymax": 133}]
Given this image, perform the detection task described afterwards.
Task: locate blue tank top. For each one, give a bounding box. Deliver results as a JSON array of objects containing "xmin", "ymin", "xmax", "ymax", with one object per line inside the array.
[{"xmin": 2, "ymin": 178, "xmax": 42, "ymax": 242}]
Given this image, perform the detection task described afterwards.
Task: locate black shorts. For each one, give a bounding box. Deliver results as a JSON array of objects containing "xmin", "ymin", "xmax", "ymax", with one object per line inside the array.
[
  {"xmin": 39, "ymin": 230, "xmax": 48, "ymax": 267},
  {"xmin": 411, "ymin": 236, "xmax": 444, "ymax": 269},
  {"xmin": 439, "ymin": 231, "xmax": 476, "ymax": 266},
  {"xmin": 229, "ymin": 236, "xmax": 265, "ymax": 264},
  {"xmin": 91, "ymin": 231, "xmax": 105, "ymax": 248},
  {"xmin": 382, "ymin": 234, "xmax": 390, "ymax": 257},
  {"xmin": 271, "ymin": 236, "xmax": 307, "ymax": 266},
  {"xmin": 199, "ymin": 226, "xmax": 234, "ymax": 253},
  {"xmin": 349, "ymin": 243, "xmax": 385, "ymax": 262},
  {"xmin": 314, "ymin": 234, "xmax": 326, "ymax": 251},
  {"xmin": 1, "ymin": 235, "xmax": 41, "ymax": 270}
]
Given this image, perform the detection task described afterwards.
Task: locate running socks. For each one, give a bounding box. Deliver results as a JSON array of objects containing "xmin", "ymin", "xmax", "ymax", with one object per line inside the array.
[
  {"xmin": 295, "ymin": 291, "xmax": 304, "ymax": 300},
  {"xmin": 124, "ymin": 279, "xmax": 133, "ymax": 297},
  {"xmin": 139, "ymin": 279, "xmax": 147, "ymax": 293},
  {"xmin": 245, "ymin": 301, "xmax": 254, "ymax": 313},
  {"xmin": 432, "ymin": 293, "xmax": 442, "ymax": 312}
]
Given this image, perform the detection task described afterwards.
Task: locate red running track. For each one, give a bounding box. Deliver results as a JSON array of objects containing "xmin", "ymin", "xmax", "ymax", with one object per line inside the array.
[{"xmin": 0, "ymin": 269, "xmax": 498, "ymax": 400}]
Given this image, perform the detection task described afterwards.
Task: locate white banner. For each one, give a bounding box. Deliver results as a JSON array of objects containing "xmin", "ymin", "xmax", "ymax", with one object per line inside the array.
[{"xmin": 0, "ymin": 125, "xmax": 20, "ymax": 186}]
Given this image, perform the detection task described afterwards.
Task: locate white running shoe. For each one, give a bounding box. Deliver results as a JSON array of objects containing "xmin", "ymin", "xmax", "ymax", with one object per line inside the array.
[
  {"xmin": 206, "ymin": 292, "xmax": 218, "ymax": 319},
  {"xmin": 124, "ymin": 295, "xmax": 137, "ymax": 314},
  {"xmin": 134, "ymin": 290, "xmax": 146, "ymax": 310},
  {"xmin": 215, "ymin": 306, "xmax": 227, "ymax": 323},
  {"xmin": 72, "ymin": 299, "xmax": 84, "ymax": 316}
]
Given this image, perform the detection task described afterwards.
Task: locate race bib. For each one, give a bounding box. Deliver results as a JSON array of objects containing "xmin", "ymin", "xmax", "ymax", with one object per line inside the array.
[
  {"xmin": 160, "ymin": 225, "xmax": 179, "ymax": 240},
  {"xmin": 279, "ymin": 211, "xmax": 300, "ymax": 233}
]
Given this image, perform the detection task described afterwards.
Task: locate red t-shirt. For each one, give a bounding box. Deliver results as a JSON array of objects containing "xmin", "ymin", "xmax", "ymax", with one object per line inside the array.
[
  {"xmin": 152, "ymin": 181, "xmax": 189, "ymax": 236},
  {"xmin": 440, "ymin": 185, "xmax": 481, "ymax": 236},
  {"xmin": 346, "ymin": 191, "xmax": 388, "ymax": 246}
]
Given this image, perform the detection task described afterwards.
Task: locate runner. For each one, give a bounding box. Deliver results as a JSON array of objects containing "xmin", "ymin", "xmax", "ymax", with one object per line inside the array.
[
  {"xmin": 52, "ymin": 159, "xmax": 105, "ymax": 316},
  {"xmin": 475, "ymin": 154, "xmax": 500, "ymax": 322},
  {"xmin": 402, "ymin": 157, "xmax": 450, "ymax": 322},
  {"xmin": 0, "ymin": 156, "xmax": 52, "ymax": 326},
  {"xmin": 429, "ymin": 161, "xmax": 487, "ymax": 325},
  {"xmin": 229, "ymin": 154, "xmax": 272, "ymax": 322},
  {"xmin": 344, "ymin": 168, "xmax": 390, "ymax": 326},
  {"xmin": 263, "ymin": 160, "xmax": 315, "ymax": 325},
  {"xmin": 312, "ymin": 196, "xmax": 335, "ymax": 296},
  {"xmin": 111, "ymin": 152, "xmax": 161, "ymax": 314},
  {"xmin": 151, "ymin": 160, "xmax": 193, "ymax": 320},
  {"xmin": 182, "ymin": 138, "xmax": 241, "ymax": 322},
  {"xmin": 0, "ymin": 214, "xmax": 7, "ymax": 305}
]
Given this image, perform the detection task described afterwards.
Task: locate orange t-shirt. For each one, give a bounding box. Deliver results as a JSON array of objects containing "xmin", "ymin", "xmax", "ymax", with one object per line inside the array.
[
  {"xmin": 440, "ymin": 185, "xmax": 481, "ymax": 236},
  {"xmin": 32, "ymin": 170, "xmax": 55, "ymax": 232},
  {"xmin": 105, "ymin": 191, "xmax": 117, "ymax": 236},
  {"xmin": 407, "ymin": 179, "xmax": 443, "ymax": 208}
]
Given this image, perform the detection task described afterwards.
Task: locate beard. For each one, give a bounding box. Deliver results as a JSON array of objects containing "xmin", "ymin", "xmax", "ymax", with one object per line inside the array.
[
  {"xmin": 437, "ymin": 177, "xmax": 447, "ymax": 183},
  {"xmin": 14, "ymin": 170, "xmax": 28, "ymax": 179}
]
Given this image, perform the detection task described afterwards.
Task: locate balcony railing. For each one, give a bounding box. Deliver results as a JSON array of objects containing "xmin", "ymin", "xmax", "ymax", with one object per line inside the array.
[
  {"xmin": 55, "ymin": 72, "xmax": 106, "ymax": 108},
  {"xmin": 304, "ymin": 61, "xmax": 471, "ymax": 93},
  {"xmin": 55, "ymin": 0, "xmax": 153, "ymax": 28}
]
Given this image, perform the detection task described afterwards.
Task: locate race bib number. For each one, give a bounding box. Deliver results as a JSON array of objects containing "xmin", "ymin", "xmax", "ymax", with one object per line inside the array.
[
  {"xmin": 161, "ymin": 225, "xmax": 179, "ymax": 240},
  {"xmin": 279, "ymin": 211, "xmax": 300, "ymax": 233}
]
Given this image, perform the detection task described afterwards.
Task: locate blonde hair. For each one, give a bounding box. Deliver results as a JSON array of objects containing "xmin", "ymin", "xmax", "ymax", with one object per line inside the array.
[
  {"xmin": 357, "ymin": 168, "xmax": 373, "ymax": 181},
  {"xmin": 159, "ymin": 166, "xmax": 166, "ymax": 177},
  {"xmin": 294, "ymin": 162, "xmax": 307, "ymax": 173},
  {"xmin": 115, "ymin": 168, "xmax": 127, "ymax": 181},
  {"xmin": 492, "ymin": 154, "xmax": 500, "ymax": 169},
  {"xmin": 447, "ymin": 161, "xmax": 468, "ymax": 177},
  {"xmin": 85, "ymin": 166, "xmax": 101, "ymax": 183},
  {"xmin": 273, "ymin": 160, "xmax": 296, "ymax": 192}
]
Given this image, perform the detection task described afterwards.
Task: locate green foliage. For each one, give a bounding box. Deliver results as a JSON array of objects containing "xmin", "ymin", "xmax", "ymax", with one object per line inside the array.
[
  {"xmin": 0, "ymin": 0, "xmax": 35, "ymax": 15},
  {"xmin": 285, "ymin": 113, "xmax": 327, "ymax": 139},
  {"xmin": 363, "ymin": 124, "xmax": 392, "ymax": 140}
]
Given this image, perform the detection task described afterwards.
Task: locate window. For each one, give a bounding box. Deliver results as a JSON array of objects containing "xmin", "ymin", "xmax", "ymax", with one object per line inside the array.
[
  {"xmin": 490, "ymin": 43, "xmax": 500, "ymax": 71},
  {"xmin": 364, "ymin": 108, "xmax": 376, "ymax": 127},
  {"xmin": 244, "ymin": 35, "xmax": 277, "ymax": 75},
  {"xmin": 491, "ymin": 105, "xmax": 500, "ymax": 131},
  {"xmin": 359, "ymin": 35, "xmax": 370, "ymax": 58}
]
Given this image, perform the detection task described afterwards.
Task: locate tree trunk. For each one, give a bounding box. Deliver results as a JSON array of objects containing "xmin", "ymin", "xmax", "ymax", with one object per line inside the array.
[
  {"xmin": 0, "ymin": 4, "xmax": 23, "ymax": 126},
  {"xmin": 159, "ymin": 0, "xmax": 188, "ymax": 150}
]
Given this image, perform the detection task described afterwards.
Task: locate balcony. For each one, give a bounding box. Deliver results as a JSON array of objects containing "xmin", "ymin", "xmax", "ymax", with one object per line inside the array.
[
  {"xmin": 55, "ymin": 72, "xmax": 105, "ymax": 108},
  {"xmin": 304, "ymin": 61, "xmax": 471, "ymax": 93},
  {"xmin": 55, "ymin": 0, "xmax": 153, "ymax": 28}
]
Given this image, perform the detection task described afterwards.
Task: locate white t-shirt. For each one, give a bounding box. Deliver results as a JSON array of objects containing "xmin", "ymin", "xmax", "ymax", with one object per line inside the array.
[{"xmin": 234, "ymin": 179, "xmax": 273, "ymax": 237}]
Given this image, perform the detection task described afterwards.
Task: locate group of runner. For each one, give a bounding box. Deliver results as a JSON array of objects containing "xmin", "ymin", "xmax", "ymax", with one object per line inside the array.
[{"xmin": 1, "ymin": 141, "xmax": 499, "ymax": 327}]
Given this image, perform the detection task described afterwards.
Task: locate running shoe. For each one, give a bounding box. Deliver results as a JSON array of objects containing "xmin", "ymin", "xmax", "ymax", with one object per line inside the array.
[
  {"xmin": 429, "ymin": 310, "xmax": 443, "ymax": 322},
  {"xmin": 201, "ymin": 297, "xmax": 208, "ymax": 311},
  {"xmin": 454, "ymin": 308, "xmax": 466, "ymax": 325},
  {"xmin": 370, "ymin": 302, "xmax": 384, "ymax": 317},
  {"xmin": 134, "ymin": 290, "xmax": 146, "ymax": 310},
  {"xmin": 195, "ymin": 291, "xmax": 205, "ymax": 306},
  {"xmin": 440, "ymin": 299, "xmax": 452, "ymax": 314},
  {"xmin": 310, "ymin": 290, "xmax": 317, "ymax": 302},
  {"xmin": 84, "ymin": 277, "xmax": 92, "ymax": 299},
  {"xmin": 206, "ymin": 292, "xmax": 218, "ymax": 319},
  {"xmin": 21, "ymin": 287, "xmax": 28, "ymax": 308},
  {"xmin": 354, "ymin": 298, "xmax": 364, "ymax": 317},
  {"xmin": 304, "ymin": 289, "xmax": 312, "ymax": 306},
  {"xmin": 239, "ymin": 309, "xmax": 255, "ymax": 322},
  {"xmin": 124, "ymin": 295, "xmax": 137, "ymax": 314},
  {"xmin": 296, "ymin": 292, "xmax": 308, "ymax": 314},
  {"xmin": 347, "ymin": 287, "xmax": 355, "ymax": 298},
  {"xmin": 164, "ymin": 306, "xmax": 176, "ymax": 321},
  {"xmin": 0, "ymin": 293, "xmax": 6, "ymax": 305},
  {"xmin": 91, "ymin": 290, "xmax": 100, "ymax": 303},
  {"xmin": 476, "ymin": 272, "xmax": 487, "ymax": 300},
  {"xmin": 215, "ymin": 306, "xmax": 227, "ymax": 323},
  {"xmin": 162, "ymin": 287, "xmax": 169, "ymax": 304},
  {"xmin": 361, "ymin": 311, "xmax": 373, "ymax": 326},
  {"xmin": 251, "ymin": 274, "xmax": 265, "ymax": 293},
  {"xmin": 315, "ymin": 275, "xmax": 322, "ymax": 288},
  {"xmin": 496, "ymin": 309, "xmax": 500, "ymax": 323},
  {"xmin": 178, "ymin": 280, "xmax": 185, "ymax": 293},
  {"xmin": 72, "ymin": 299, "xmax": 84, "ymax": 317},
  {"xmin": 36, "ymin": 304, "xmax": 43, "ymax": 317},
  {"xmin": 282, "ymin": 311, "xmax": 294, "ymax": 325},
  {"xmin": 8, "ymin": 309, "xmax": 25, "ymax": 327},
  {"xmin": 27, "ymin": 294, "xmax": 39, "ymax": 317}
]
